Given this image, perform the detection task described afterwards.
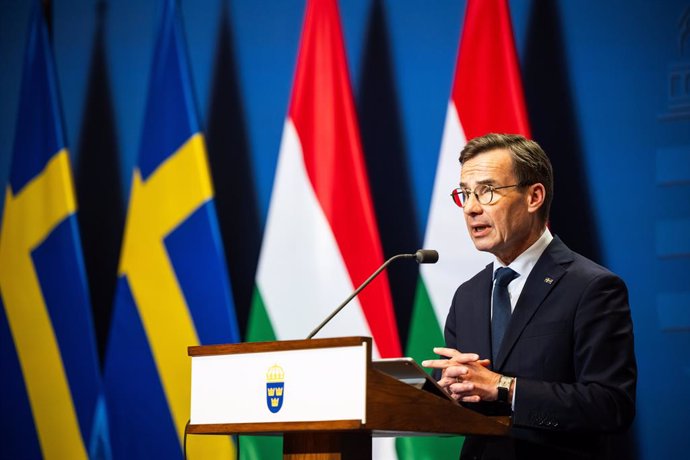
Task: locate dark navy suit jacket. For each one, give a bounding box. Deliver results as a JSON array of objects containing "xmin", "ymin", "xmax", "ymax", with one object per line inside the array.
[{"xmin": 445, "ymin": 236, "xmax": 637, "ymax": 459}]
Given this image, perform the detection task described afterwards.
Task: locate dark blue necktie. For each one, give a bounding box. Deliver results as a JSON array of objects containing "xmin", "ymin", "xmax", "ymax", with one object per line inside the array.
[{"xmin": 492, "ymin": 267, "xmax": 519, "ymax": 363}]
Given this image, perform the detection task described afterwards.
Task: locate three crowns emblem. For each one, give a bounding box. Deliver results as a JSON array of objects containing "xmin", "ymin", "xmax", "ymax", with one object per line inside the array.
[{"xmin": 266, "ymin": 364, "xmax": 285, "ymax": 413}]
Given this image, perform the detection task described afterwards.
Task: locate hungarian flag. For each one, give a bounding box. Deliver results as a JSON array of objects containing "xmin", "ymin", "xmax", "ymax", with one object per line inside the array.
[
  {"xmin": 244, "ymin": 0, "xmax": 401, "ymax": 457},
  {"xmin": 397, "ymin": 0, "xmax": 530, "ymax": 458},
  {"xmin": 103, "ymin": 0, "xmax": 240, "ymax": 458}
]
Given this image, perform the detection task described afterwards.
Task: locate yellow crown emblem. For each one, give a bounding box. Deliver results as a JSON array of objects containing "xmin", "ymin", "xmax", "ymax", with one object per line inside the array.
[
  {"xmin": 267, "ymin": 387, "xmax": 284, "ymax": 397},
  {"xmin": 270, "ymin": 397, "xmax": 280, "ymax": 407},
  {"xmin": 266, "ymin": 364, "xmax": 284, "ymax": 382}
]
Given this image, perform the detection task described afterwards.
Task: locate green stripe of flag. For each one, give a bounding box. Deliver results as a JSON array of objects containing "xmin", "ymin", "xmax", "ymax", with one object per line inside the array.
[
  {"xmin": 239, "ymin": 435, "xmax": 282, "ymax": 460},
  {"xmin": 241, "ymin": 287, "xmax": 282, "ymax": 459},
  {"xmin": 405, "ymin": 278, "xmax": 444, "ymax": 368},
  {"xmin": 246, "ymin": 287, "xmax": 277, "ymax": 343},
  {"xmin": 395, "ymin": 278, "xmax": 464, "ymax": 459}
]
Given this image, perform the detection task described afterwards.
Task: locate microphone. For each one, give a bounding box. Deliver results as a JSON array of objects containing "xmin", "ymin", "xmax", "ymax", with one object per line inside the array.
[
  {"xmin": 415, "ymin": 249, "xmax": 439, "ymax": 264},
  {"xmin": 306, "ymin": 249, "xmax": 439, "ymax": 339}
]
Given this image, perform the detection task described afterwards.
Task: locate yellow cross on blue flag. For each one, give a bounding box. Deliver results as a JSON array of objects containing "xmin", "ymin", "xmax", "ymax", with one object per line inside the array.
[
  {"xmin": 102, "ymin": 0, "xmax": 240, "ymax": 458},
  {"xmin": 0, "ymin": 2, "xmax": 111, "ymax": 459}
]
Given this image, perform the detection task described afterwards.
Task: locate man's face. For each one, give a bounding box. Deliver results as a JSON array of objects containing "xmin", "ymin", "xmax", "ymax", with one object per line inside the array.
[{"xmin": 459, "ymin": 148, "xmax": 537, "ymax": 264}]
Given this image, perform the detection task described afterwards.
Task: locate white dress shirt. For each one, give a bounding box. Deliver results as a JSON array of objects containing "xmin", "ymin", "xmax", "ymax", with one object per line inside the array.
[
  {"xmin": 491, "ymin": 227, "xmax": 553, "ymax": 408},
  {"xmin": 492, "ymin": 227, "xmax": 554, "ymax": 314}
]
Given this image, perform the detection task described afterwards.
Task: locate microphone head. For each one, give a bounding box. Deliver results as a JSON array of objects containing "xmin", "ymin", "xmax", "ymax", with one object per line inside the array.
[{"xmin": 415, "ymin": 249, "xmax": 439, "ymax": 264}]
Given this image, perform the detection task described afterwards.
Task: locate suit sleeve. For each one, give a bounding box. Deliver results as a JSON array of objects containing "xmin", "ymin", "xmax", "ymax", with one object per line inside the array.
[
  {"xmin": 443, "ymin": 288, "xmax": 458, "ymax": 348},
  {"xmin": 512, "ymin": 273, "xmax": 637, "ymax": 433}
]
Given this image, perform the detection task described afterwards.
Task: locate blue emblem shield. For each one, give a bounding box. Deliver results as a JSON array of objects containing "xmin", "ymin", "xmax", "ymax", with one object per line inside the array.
[
  {"xmin": 266, "ymin": 364, "xmax": 285, "ymax": 413},
  {"xmin": 266, "ymin": 381, "xmax": 284, "ymax": 413}
]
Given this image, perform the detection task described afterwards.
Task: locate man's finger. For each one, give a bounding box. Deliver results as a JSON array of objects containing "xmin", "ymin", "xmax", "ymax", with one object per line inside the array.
[
  {"xmin": 422, "ymin": 358, "xmax": 452, "ymax": 368},
  {"xmin": 431, "ymin": 347, "xmax": 460, "ymax": 357},
  {"xmin": 444, "ymin": 365, "xmax": 470, "ymax": 378},
  {"xmin": 432, "ymin": 347, "xmax": 480, "ymax": 363},
  {"xmin": 450, "ymin": 382, "xmax": 475, "ymax": 394},
  {"xmin": 477, "ymin": 359, "xmax": 491, "ymax": 367}
]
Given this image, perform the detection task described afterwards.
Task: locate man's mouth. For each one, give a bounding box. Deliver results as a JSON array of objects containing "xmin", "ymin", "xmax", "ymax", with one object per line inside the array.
[{"xmin": 471, "ymin": 225, "xmax": 491, "ymax": 236}]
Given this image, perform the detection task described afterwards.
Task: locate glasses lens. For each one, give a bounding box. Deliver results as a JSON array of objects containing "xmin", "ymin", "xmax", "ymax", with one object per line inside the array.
[
  {"xmin": 476, "ymin": 185, "xmax": 493, "ymax": 205},
  {"xmin": 451, "ymin": 189, "xmax": 464, "ymax": 207}
]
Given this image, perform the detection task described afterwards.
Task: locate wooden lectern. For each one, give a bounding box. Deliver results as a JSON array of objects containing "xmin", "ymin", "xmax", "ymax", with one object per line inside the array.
[{"xmin": 188, "ymin": 336, "xmax": 510, "ymax": 459}]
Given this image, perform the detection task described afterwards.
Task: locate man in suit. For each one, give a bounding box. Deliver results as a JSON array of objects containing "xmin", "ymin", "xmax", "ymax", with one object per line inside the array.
[{"xmin": 423, "ymin": 134, "xmax": 636, "ymax": 459}]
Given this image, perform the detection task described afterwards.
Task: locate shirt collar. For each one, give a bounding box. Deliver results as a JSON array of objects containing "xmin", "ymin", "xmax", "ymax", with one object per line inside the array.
[{"xmin": 493, "ymin": 227, "xmax": 553, "ymax": 278}]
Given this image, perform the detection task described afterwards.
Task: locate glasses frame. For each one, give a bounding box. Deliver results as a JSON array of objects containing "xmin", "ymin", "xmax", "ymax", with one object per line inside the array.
[{"xmin": 450, "ymin": 183, "xmax": 524, "ymax": 208}]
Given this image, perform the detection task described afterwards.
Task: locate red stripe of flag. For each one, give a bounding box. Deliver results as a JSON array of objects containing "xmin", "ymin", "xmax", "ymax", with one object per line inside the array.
[
  {"xmin": 454, "ymin": 0, "xmax": 531, "ymax": 138},
  {"xmin": 288, "ymin": 0, "xmax": 401, "ymax": 357}
]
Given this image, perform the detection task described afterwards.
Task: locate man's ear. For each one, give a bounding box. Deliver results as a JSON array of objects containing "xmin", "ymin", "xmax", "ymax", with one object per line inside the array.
[{"xmin": 526, "ymin": 183, "xmax": 546, "ymax": 215}]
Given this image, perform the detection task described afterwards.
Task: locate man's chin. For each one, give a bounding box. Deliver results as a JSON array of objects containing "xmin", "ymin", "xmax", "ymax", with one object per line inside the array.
[{"xmin": 470, "ymin": 237, "xmax": 494, "ymax": 254}]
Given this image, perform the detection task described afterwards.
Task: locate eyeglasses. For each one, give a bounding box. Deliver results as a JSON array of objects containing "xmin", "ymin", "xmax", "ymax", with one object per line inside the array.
[{"xmin": 450, "ymin": 184, "xmax": 523, "ymax": 207}]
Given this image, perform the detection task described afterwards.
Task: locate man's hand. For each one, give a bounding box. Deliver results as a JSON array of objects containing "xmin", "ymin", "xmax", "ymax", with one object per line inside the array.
[{"xmin": 422, "ymin": 347, "xmax": 501, "ymax": 402}]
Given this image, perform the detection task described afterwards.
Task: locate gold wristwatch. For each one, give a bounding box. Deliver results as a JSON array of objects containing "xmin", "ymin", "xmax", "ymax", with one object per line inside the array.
[{"xmin": 497, "ymin": 375, "xmax": 514, "ymax": 403}]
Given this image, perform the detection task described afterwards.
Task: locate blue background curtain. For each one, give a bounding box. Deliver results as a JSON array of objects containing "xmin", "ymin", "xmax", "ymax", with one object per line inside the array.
[{"xmin": 1, "ymin": 1, "xmax": 689, "ymax": 459}]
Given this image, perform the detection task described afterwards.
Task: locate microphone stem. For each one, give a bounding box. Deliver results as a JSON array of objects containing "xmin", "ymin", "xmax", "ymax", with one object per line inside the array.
[{"xmin": 306, "ymin": 253, "xmax": 413, "ymax": 339}]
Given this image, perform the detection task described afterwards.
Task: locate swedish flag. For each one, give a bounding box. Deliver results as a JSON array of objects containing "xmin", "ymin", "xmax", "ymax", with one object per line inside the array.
[
  {"xmin": 0, "ymin": 3, "xmax": 110, "ymax": 459},
  {"xmin": 103, "ymin": 0, "xmax": 240, "ymax": 458}
]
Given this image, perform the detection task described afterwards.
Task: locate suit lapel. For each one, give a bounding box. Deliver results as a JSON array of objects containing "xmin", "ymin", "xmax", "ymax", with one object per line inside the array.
[
  {"xmin": 494, "ymin": 236, "xmax": 573, "ymax": 370},
  {"xmin": 472, "ymin": 265, "xmax": 494, "ymax": 362}
]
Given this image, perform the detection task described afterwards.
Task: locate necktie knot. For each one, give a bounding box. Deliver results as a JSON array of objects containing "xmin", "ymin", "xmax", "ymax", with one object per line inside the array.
[{"xmin": 494, "ymin": 267, "xmax": 519, "ymax": 287}]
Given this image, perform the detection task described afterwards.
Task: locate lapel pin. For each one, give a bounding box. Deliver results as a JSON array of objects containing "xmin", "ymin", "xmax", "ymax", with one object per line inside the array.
[{"xmin": 544, "ymin": 277, "xmax": 554, "ymax": 284}]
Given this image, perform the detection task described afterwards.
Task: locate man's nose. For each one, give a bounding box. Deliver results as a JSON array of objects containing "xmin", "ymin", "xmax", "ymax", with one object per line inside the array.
[{"xmin": 463, "ymin": 193, "xmax": 482, "ymax": 215}]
